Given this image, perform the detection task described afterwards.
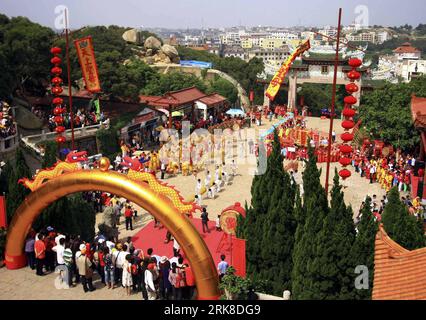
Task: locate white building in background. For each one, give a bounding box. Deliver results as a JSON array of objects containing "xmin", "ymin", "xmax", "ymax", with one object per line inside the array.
[
  {"xmin": 346, "ymin": 31, "xmax": 376, "ymax": 43},
  {"xmin": 393, "ymin": 42, "xmax": 422, "ymax": 61},
  {"xmin": 376, "ymin": 31, "xmax": 390, "ymax": 44},
  {"xmin": 399, "ymin": 59, "xmax": 426, "ymax": 82},
  {"xmin": 246, "ymin": 46, "xmax": 290, "ymax": 65},
  {"xmin": 222, "ymin": 46, "xmax": 246, "ymax": 60}
]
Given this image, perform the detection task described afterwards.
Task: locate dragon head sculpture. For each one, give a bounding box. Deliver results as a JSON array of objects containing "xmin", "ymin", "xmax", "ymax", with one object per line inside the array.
[{"xmin": 66, "ymin": 150, "xmax": 88, "ymax": 163}]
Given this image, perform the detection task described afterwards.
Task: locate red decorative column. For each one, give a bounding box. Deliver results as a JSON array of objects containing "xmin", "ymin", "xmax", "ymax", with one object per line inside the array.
[
  {"xmin": 50, "ymin": 47, "xmax": 66, "ymax": 145},
  {"xmin": 339, "ymin": 58, "xmax": 362, "ymax": 180}
]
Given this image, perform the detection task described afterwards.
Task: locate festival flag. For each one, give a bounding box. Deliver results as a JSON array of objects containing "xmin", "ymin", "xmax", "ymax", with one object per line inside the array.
[
  {"xmin": 74, "ymin": 36, "xmax": 101, "ymax": 93},
  {"xmin": 93, "ymin": 98, "xmax": 101, "ymax": 117},
  {"xmin": 265, "ymin": 39, "xmax": 311, "ymax": 102}
]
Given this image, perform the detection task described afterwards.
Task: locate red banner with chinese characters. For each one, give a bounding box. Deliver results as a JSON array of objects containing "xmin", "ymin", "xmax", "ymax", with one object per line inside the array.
[
  {"xmin": 0, "ymin": 195, "xmax": 6, "ymax": 228},
  {"xmin": 74, "ymin": 36, "xmax": 101, "ymax": 93}
]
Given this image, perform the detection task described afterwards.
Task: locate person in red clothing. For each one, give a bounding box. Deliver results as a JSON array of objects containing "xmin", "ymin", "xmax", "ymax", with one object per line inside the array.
[
  {"xmin": 183, "ymin": 263, "xmax": 196, "ymax": 300},
  {"xmin": 35, "ymin": 234, "xmax": 46, "ymax": 276},
  {"xmin": 124, "ymin": 205, "xmax": 133, "ymax": 231},
  {"xmin": 44, "ymin": 232, "xmax": 56, "ymax": 272}
]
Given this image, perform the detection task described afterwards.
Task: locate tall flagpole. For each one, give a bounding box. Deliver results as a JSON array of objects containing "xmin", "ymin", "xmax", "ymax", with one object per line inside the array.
[
  {"xmin": 64, "ymin": 8, "xmax": 75, "ymax": 150},
  {"xmin": 325, "ymin": 8, "xmax": 342, "ymax": 195}
]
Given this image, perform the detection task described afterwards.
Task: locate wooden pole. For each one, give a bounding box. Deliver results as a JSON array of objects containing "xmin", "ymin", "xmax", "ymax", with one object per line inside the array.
[
  {"xmin": 325, "ymin": 8, "xmax": 342, "ymax": 195},
  {"xmin": 65, "ymin": 8, "xmax": 75, "ymax": 150}
]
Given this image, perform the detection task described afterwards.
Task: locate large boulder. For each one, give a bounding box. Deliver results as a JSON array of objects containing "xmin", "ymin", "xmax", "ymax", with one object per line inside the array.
[
  {"xmin": 122, "ymin": 29, "xmax": 138, "ymax": 43},
  {"xmin": 144, "ymin": 36, "xmax": 162, "ymax": 51},
  {"xmin": 161, "ymin": 44, "xmax": 179, "ymax": 58}
]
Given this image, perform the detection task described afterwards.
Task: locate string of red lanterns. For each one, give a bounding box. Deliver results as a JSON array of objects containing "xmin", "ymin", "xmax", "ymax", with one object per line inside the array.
[
  {"xmin": 339, "ymin": 57, "xmax": 362, "ymax": 180},
  {"xmin": 50, "ymin": 47, "xmax": 66, "ymax": 144}
]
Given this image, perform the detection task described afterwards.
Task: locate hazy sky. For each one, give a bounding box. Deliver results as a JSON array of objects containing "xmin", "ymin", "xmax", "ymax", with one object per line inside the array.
[{"xmin": 0, "ymin": 0, "xmax": 425, "ymax": 30}]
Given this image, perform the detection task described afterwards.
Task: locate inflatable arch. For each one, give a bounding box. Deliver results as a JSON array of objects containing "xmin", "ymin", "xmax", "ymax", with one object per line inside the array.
[{"xmin": 5, "ymin": 168, "xmax": 220, "ymax": 299}]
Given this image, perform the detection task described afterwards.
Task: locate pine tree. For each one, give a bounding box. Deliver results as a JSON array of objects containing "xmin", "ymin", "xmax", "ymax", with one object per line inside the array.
[
  {"xmin": 381, "ymin": 187, "xmax": 425, "ymax": 250},
  {"xmin": 292, "ymin": 145, "xmax": 328, "ymax": 299},
  {"xmin": 351, "ymin": 196, "xmax": 378, "ymax": 300},
  {"xmin": 33, "ymin": 145, "xmax": 96, "ymax": 241},
  {"xmin": 5, "ymin": 148, "xmax": 31, "ymax": 221},
  {"xmin": 246, "ymin": 129, "xmax": 297, "ymax": 293},
  {"xmin": 322, "ymin": 171, "xmax": 356, "ymax": 299}
]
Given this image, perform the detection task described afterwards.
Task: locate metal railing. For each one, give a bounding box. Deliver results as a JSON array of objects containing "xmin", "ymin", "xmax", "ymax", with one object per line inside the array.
[
  {"xmin": 0, "ymin": 123, "xmax": 19, "ymax": 153},
  {"xmin": 21, "ymin": 123, "xmax": 103, "ymax": 155}
]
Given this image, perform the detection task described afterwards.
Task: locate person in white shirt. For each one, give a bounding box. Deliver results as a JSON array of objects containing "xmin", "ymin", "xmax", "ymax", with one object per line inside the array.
[
  {"xmin": 207, "ymin": 188, "xmax": 214, "ymax": 199},
  {"xmin": 55, "ymin": 233, "xmax": 66, "ymax": 246},
  {"xmin": 215, "ymin": 215, "xmax": 221, "ymax": 231},
  {"xmin": 205, "ymin": 171, "xmax": 211, "ymax": 187},
  {"xmin": 194, "ymin": 195, "xmax": 202, "ymax": 207},
  {"xmin": 144, "ymin": 264, "xmax": 157, "ymax": 300},
  {"xmin": 52, "ymin": 237, "xmax": 66, "ymax": 265},
  {"xmin": 173, "ymin": 238, "xmax": 180, "ymax": 256},
  {"xmin": 195, "ymin": 179, "xmax": 202, "ymax": 196},
  {"xmin": 215, "ymin": 178, "xmax": 222, "ymax": 193},
  {"xmin": 231, "ymin": 160, "xmax": 237, "ymax": 176},
  {"xmin": 215, "ymin": 166, "xmax": 220, "ymax": 181}
]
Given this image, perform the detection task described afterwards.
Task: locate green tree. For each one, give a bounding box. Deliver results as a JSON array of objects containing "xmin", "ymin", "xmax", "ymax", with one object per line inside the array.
[
  {"xmin": 207, "ymin": 77, "xmax": 238, "ymax": 104},
  {"xmin": 351, "ymin": 196, "xmax": 378, "ymax": 300},
  {"xmin": 256, "ymin": 131, "xmax": 297, "ymax": 295},
  {"xmin": 96, "ymin": 127, "xmax": 120, "ymax": 159},
  {"xmin": 0, "ymin": 14, "xmax": 55, "ymax": 98},
  {"xmin": 381, "ymin": 187, "xmax": 425, "ymax": 250},
  {"xmin": 142, "ymin": 71, "xmax": 207, "ymax": 96},
  {"xmin": 42, "ymin": 141, "xmax": 58, "ymax": 168},
  {"xmin": 5, "ymin": 148, "xmax": 31, "ymax": 221},
  {"xmin": 292, "ymin": 146, "xmax": 328, "ymax": 299},
  {"xmin": 310, "ymin": 171, "xmax": 356, "ymax": 299},
  {"xmin": 359, "ymin": 76, "xmax": 426, "ymax": 152}
]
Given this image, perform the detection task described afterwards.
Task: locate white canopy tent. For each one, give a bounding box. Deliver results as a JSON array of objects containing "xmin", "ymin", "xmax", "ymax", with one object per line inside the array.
[{"xmin": 195, "ymin": 101, "xmax": 208, "ymax": 120}]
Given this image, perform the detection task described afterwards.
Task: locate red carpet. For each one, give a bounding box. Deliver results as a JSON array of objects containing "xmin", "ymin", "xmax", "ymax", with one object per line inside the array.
[{"xmin": 132, "ymin": 217, "xmax": 246, "ymax": 277}]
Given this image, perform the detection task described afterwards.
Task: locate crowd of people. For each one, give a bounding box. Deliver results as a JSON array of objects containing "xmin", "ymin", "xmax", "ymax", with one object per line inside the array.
[
  {"xmin": 24, "ymin": 223, "xmax": 230, "ymax": 300},
  {"xmin": 0, "ymin": 101, "xmax": 16, "ymax": 139},
  {"xmin": 350, "ymin": 148, "xmax": 417, "ymax": 193}
]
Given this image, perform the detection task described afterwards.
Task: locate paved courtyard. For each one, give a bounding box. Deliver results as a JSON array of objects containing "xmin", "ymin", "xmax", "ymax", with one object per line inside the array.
[{"xmin": 0, "ymin": 116, "xmax": 385, "ymax": 299}]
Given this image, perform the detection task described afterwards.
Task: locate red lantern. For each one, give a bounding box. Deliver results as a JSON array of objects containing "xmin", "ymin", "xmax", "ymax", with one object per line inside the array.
[
  {"xmin": 52, "ymin": 97, "xmax": 63, "ymax": 105},
  {"xmin": 342, "ymin": 108, "xmax": 356, "ymax": 118},
  {"xmin": 348, "ymin": 58, "xmax": 362, "ymax": 68},
  {"xmin": 342, "ymin": 120, "xmax": 355, "ymax": 130},
  {"xmin": 339, "ymin": 169, "xmax": 351, "ymax": 179},
  {"xmin": 51, "ymin": 77, "xmax": 63, "ymax": 86},
  {"xmin": 345, "ymin": 83, "xmax": 359, "ymax": 93},
  {"xmin": 51, "ymin": 86, "xmax": 63, "ymax": 95},
  {"xmin": 55, "ymin": 126, "xmax": 65, "ymax": 133},
  {"xmin": 51, "ymin": 67, "xmax": 62, "ymax": 75},
  {"xmin": 347, "ymin": 70, "xmax": 361, "ymax": 80},
  {"xmin": 54, "ymin": 116, "xmax": 64, "ymax": 124},
  {"xmin": 341, "ymin": 132, "xmax": 354, "ymax": 142},
  {"xmin": 340, "ymin": 144, "xmax": 353, "ymax": 154},
  {"xmin": 51, "ymin": 56, "xmax": 62, "ymax": 65},
  {"xmin": 339, "ymin": 157, "xmax": 352, "ymax": 166},
  {"xmin": 56, "ymin": 135, "xmax": 66, "ymax": 144},
  {"xmin": 53, "ymin": 107, "xmax": 63, "ymax": 115},
  {"xmin": 344, "ymin": 95, "xmax": 357, "ymax": 105},
  {"xmin": 50, "ymin": 47, "xmax": 62, "ymax": 55}
]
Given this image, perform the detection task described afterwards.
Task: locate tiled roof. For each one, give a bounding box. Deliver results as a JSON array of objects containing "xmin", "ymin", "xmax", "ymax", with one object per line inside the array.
[
  {"xmin": 393, "ymin": 43, "xmax": 421, "ymax": 54},
  {"xmin": 198, "ymin": 93, "xmax": 227, "ymax": 106},
  {"xmin": 372, "ymin": 224, "xmax": 426, "ymax": 300},
  {"xmin": 411, "ymin": 95, "xmax": 426, "ymax": 128},
  {"xmin": 166, "ymin": 86, "xmax": 206, "ymax": 104}
]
